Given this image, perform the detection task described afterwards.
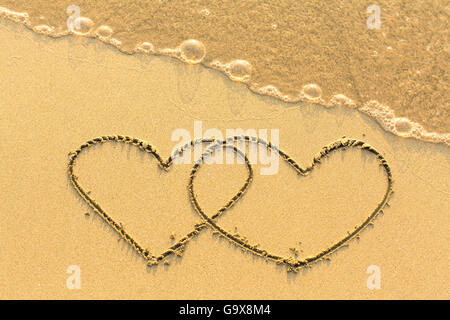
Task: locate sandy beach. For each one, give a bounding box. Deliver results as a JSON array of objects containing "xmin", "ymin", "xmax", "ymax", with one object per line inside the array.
[{"xmin": 0, "ymin": 17, "xmax": 449, "ymax": 299}]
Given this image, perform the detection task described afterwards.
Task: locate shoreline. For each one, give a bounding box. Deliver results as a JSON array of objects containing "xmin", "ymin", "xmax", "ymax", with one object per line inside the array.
[{"xmin": 0, "ymin": 4, "xmax": 448, "ymax": 146}]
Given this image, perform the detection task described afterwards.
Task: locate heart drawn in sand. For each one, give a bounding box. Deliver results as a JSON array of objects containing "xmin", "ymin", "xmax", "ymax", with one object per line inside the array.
[
  {"xmin": 68, "ymin": 135, "xmax": 393, "ymax": 271},
  {"xmin": 188, "ymin": 136, "xmax": 393, "ymax": 271},
  {"xmin": 68, "ymin": 135, "xmax": 253, "ymax": 267}
]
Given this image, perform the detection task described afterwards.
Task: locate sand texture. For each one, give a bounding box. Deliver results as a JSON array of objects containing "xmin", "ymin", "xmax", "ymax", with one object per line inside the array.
[{"xmin": 0, "ymin": 19, "xmax": 449, "ymax": 299}]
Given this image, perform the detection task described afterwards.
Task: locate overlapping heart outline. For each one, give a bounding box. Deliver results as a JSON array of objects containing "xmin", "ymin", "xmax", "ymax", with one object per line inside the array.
[
  {"xmin": 189, "ymin": 136, "xmax": 394, "ymax": 271},
  {"xmin": 68, "ymin": 135, "xmax": 253, "ymax": 266},
  {"xmin": 68, "ymin": 135, "xmax": 393, "ymax": 271}
]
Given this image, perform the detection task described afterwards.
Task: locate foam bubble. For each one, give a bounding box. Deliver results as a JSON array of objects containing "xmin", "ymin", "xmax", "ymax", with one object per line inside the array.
[
  {"xmin": 330, "ymin": 94, "xmax": 356, "ymax": 108},
  {"xmin": 179, "ymin": 39, "xmax": 206, "ymax": 64},
  {"xmin": 33, "ymin": 24, "xmax": 54, "ymax": 34},
  {"xmin": 302, "ymin": 83, "xmax": 322, "ymax": 99},
  {"xmin": 0, "ymin": 6, "xmax": 29, "ymax": 24},
  {"xmin": 95, "ymin": 25, "xmax": 113, "ymax": 39},
  {"xmin": 360, "ymin": 101, "xmax": 449, "ymax": 145},
  {"xmin": 136, "ymin": 42, "xmax": 155, "ymax": 54},
  {"xmin": 257, "ymin": 85, "xmax": 292, "ymax": 101},
  {"xmin": 227, "ymin": 60, "xmax": 252, "ymax": 82},
  {"xmin": 71, "ymin": 17, "xmax": 94, "ymax": 36},
  {"xmin": 394, "ymin": 118, "xmax": 413, "ymax": 135}
]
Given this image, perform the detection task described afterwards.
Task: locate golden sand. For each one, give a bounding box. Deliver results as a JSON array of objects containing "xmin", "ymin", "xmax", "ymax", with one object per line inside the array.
[
  {"xmin": 0, "ymin": 0, "xmax": 449, "ymax": 144},
  {"xmin": 0, "ymin": 7, "xmax": 449, "ymax": 299},
  {"xmin": 68, "ymin": 135, "xmax": 393, "ymax": 271}
]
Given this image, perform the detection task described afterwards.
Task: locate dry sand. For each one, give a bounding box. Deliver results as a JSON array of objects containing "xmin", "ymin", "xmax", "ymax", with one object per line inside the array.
[{"xmin": 0, "ymin": 19, "xmax": 449, "ymax": 299}]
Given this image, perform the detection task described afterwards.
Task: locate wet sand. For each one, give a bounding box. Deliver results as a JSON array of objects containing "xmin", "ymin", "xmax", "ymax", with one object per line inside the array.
[{"xmin": 0, "ymin": 19, "xmax": 449, "ymax": 299}]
